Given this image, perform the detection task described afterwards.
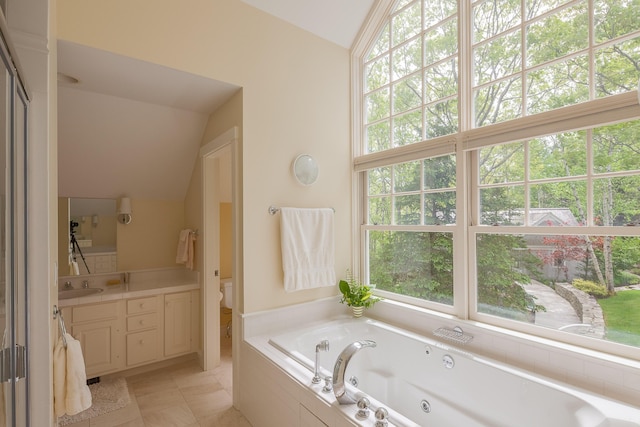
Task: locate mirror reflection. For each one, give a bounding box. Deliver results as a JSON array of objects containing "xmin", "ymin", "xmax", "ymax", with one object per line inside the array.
[{"xmin": 62, "ymin": 198, "xmax": 117, "ymax": 275}]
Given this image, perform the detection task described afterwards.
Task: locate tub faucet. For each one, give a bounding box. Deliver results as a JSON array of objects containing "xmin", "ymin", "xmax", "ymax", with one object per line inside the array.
[
  {"xmin": 332, "ymin": 340, "xmax": 377, "ymax": 404},
  {"xmin": 312, "ymin": 340, "xmax": 330, "ymax": 384}
]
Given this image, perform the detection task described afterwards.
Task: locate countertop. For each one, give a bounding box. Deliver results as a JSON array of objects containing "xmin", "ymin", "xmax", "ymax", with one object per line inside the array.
[{"xmin": 58, "ymin": 279, "xmax": 200, "ymax": 308}]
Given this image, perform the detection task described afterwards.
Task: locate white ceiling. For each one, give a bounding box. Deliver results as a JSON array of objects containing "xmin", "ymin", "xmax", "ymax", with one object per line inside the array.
[
  {"xmin": 240, "ymin": 0, "xmax": 375, "ymax": 48},
  {"xmin": 57, "ymin": 40, "xmax": 240, "ymax": 200},
  {"xmin": 57, "ymin": 2, "xmax": 374, "ymax": 200}
]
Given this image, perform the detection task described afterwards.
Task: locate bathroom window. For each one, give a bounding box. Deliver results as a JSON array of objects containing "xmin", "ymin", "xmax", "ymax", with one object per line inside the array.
[{"xmin": 355, "ymin": 0, "xmax": 640, "ymax": 356}]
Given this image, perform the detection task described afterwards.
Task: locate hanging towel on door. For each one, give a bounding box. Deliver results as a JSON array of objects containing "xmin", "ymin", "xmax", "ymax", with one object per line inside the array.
[
  {"xmin": 280, "ymin": 207, "xmax": 336, "ymax": 292},
  {"xmin": 176, "ymin": 229, "xmax": 196, "ymax": 270},
  {"xmin": 54, "ymin": 333, "xmax": 92, "ymax": 417}
]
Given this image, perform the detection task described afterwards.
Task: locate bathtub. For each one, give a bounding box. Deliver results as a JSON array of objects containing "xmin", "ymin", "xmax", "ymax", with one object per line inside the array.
[{"xmin": 268, "ymin": 318, "xmax": 640, "ymax": 427}]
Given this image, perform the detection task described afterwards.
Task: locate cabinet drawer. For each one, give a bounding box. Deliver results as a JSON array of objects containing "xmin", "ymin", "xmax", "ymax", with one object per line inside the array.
[
  {"xmin": 127, "ymin": 297, "xmax": 157, "ymax": 315},
  {"xmin": 127, "ymin": 313, "xmax": 157, "ymax": 332},
  {"xmin": 73, "ymin": 301, "xmax": 119, "ymax": 323},
  {"xmin": 126, "ymin": 330, "xmax": 158, "ymax": 366}
]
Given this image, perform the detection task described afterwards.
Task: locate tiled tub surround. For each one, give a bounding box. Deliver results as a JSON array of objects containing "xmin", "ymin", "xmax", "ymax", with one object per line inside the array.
[{"xmin": 241, "ymin": 298, "xmax": 640, "ymax": 427}]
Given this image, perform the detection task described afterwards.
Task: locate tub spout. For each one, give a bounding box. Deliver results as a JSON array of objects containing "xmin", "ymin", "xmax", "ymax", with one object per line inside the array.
[{"xmin": 332, "ymin": 340, "xmax": 377, "ymax": 404}]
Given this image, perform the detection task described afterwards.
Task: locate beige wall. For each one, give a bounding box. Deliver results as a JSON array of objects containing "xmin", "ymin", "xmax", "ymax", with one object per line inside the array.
[
  {"xmin": 117, "ymin": 198, "xmax": 185, "ymax": 271},
  {"xmin": 58, "ymin": 0, "xmax": 352, "ymax": 314}
]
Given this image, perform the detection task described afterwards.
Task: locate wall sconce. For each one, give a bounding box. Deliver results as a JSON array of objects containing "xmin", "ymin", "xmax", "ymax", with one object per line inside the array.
[
  {"xmin": 292, "ymin": 154, "xmax": 319, "ymax": 186},
  {"xmin": 118, "ymin": 197, "xmax": 132, "ymax": 224}
]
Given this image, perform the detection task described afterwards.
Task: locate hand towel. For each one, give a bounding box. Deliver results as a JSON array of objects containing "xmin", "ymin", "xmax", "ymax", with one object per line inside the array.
[
  {"xmin": 64, "ymin": 333, "xmax": 92, "ymax": 415},
  {"xmin": 53, "ymin": 334, "xmax": 67, "ymax": 417},
  {"xmin": 176, "ymin": 229, "xmax": 196, "ymax": 270},
  {"xmin": 280, "ymin": 207, "xmax": 336, "ymax": 292}
]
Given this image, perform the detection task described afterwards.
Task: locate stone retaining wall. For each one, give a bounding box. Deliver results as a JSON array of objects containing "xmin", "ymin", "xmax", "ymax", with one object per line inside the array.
[{"xmin": 554, "ymin": 283, "xmax": 606, "ymax": 339}]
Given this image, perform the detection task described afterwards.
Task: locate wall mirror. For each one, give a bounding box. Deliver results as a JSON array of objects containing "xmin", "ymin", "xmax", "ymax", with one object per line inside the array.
[{"xmin": 59, "ymin": 197, "xmax": 118, "ymax": 276}]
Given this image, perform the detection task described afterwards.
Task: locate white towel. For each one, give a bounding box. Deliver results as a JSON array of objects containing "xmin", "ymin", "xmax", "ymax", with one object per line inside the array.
[
  {"xmin": 54, "ymin": 333, "xmax": 92, "ymax": 417},
  {"xmin": 176, "ymin": 229, "xmax": 196, "ymax": 270},
  {"xmin": 280, "ymin": 208, "xmax": 336, "ymax": 292}
]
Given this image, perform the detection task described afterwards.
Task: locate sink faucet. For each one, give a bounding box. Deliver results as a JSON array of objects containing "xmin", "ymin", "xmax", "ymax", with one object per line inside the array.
[{"xmin": 332, "ymin": 340, "xmax": 376, "ymax": 404}]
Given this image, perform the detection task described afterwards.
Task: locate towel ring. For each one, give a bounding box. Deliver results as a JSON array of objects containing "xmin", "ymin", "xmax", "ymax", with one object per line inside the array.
[{"xmin": 53, "ymin": 305, "xmax": 68, "ymax": 348}]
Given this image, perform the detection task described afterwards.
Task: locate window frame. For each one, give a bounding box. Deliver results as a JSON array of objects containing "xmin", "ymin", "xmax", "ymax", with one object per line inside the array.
[{"xmin": 352, "ymin": 0, "xmax": 640, "ymax": 361}]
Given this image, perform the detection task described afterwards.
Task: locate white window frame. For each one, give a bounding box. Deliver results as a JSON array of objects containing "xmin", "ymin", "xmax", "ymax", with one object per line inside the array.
[{"xmin": 352, "ymin": 0, "xmax": 640, "ymax": 360}]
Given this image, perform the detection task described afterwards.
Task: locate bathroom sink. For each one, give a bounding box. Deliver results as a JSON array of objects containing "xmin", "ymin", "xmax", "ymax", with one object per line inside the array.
[{"xmin": 58, "ymin": 287, "xmax": 104, "ymax": 299}]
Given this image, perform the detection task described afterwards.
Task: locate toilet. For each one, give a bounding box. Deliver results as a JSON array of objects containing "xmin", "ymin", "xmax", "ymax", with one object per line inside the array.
[{"xmin": 220, "ymin": 278, "xmax": 233, "ymax": 309}]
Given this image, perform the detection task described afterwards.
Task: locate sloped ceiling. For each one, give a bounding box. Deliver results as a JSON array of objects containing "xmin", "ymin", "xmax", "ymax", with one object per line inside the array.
[
  {"xmin": 58, "ymin": 2, "xmax": 374, "ymax": 200},
  {"xmin": 240, "ymin": 0, "xmax": 375, "ymax": 48},
  {"xmin": 57, "ymin": 40, "xmax": 240, "ymax": 200}
]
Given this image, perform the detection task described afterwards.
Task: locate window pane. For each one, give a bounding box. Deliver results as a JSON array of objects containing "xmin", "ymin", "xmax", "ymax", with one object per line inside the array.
[
  {"xmin": 530, "ymin": 181, "xmax": 587, "ymax": 224},
  {"xmin": 392, "ymin": 1, "xmax": 422, "ymax": 46},
  {"xmin": 369, "ymin": 167, "xmax": 392, "ymax": 195},
  {"xmin": 393, "ymin": 38, "xmax": 422, "ymax": 81},
  {"xmin": 424, "ymin": 192, "xmax": 456, "ymax": 225},
  {"xmin": 474, "ymin": 30, "xmax": 521, "ymax": 85},
  {"xmin": 425, "ymin": 98, "xmax": 458, "ymax": 138},
  {"xmin": 424, "ymin": 19, "xmax": 457, "ymax": 65},
  {"xmin": 526, "ymin": 2, "xmax": 588, "ymax": 68},
  {"xmin": 594, "ymin": 176, "xmax": 640, "ymax": 226},
  {"xmin": 365, "ymin": 88, "xmax": 390, "ymax": 123},
  {"xmin": 473, "ymin": 0, "xmax": 521, "ymax": 43},
  {"xmin": 368, "ymin": 23, "xmax": 390, "ymax": 60},
  {"xmin": 369, "ymin": 196, "xmax": 391, "ymax": 225},
  {"xmin": 365, "ymin": 54, "xmax": 390, "ymax": 92},
  {"xmin": 479, "ymin": 142, "xmax": 525, "ymax": 185},
  {"xmin": 529, "ymin": 132, "xmax": 587, "ymax": 180},
  {"xmin": 526, "ymin": 0, "xmax": 571, "ymax": 20},
  {"xmin": 424, "ymin": 154, "xmax": 456, "ymax": 189},
  {"xmin": 393, "ymin": 109, "xmax": 423, "ymax": 147},
  {"xmin": 527, "ymin": 55, "xmax": 589, "ymax": 114},
  {"xmin": 393, "ymin": 74, "xmax": 422, "ymax": 114},
  {"xmin": 395, "ymin": 194, "xmax": 421, "ymax": 225},
  {"xmin": 480, "ymin": 185, "xmax": 525, "ymax": 225},
  {"xmin": 424, "ymin": 0, "xmax": 457, "ymax": 29},
  {"xmin": 369, "ymin": 230, "xmax": 453, "ymax": 305},
  {"xmin": 593, "ymin": 120, "xmax": 640, "ymax": 174},
  {"xmin": 475, "ymin": 77, "xmax": 522, "ymax": 127},
  {"xmin": 477, "ymin": 233, "xmax": 640, "ymax": 348},
  {"xmin": 594, "ymin": 0, "xmax": 640, "ymax": 44},
  {"xmin": 595, "ymin": 39, "xmax": 640, "ymax": 98},
  {"xmin": 425, "ymin": 58, "xmax": 458, "ymax": 102},
  {"xmin": 394, "ymin": 161, "xmax": 421, "ymax": 192},
  {"xmin": 366, "ymin": 121, "xmax": 391, "ymax": 153},
  {"xmin": 476, "ymin": 233, "xmax": 539, "ymax": 321}
]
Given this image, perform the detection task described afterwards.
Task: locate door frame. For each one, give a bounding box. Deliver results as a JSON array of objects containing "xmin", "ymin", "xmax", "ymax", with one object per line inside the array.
[{"xmin": 200, "ymin": 127, "xmax": 238, "ymax": 371}]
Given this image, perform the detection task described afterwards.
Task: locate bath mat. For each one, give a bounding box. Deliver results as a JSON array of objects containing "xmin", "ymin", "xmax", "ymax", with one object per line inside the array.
[{"xmin": 58, "ymin": 377, "xmax": 131, "ymax": 426}]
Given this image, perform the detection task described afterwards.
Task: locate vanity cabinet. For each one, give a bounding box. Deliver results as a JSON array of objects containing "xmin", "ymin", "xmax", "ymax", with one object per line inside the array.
[
  {"xmin": 164, "ymin": 291, "xmax": 192, "ymax": 357},
  {"xmin": 62, "ymin": 286, "xmax": 199, "ymax": 377},
  {"xmin": 68, "ymin": 301, "xmax": 124, "ymax": 377},
  {"xmin": 125, "ymin": 295, "xmax": 162, "ymax": 367}
]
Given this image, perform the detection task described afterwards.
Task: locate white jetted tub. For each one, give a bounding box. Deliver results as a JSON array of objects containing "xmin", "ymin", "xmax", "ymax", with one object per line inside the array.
[{"xmin": 268, "ymin": 318, "xmax": 640, "ymax": 427}]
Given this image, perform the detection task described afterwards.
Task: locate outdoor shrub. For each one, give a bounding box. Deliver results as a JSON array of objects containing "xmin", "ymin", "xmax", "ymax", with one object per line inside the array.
[{"xmin": 572, "ymin": 279, "xmax": 609, "ymax": 298}]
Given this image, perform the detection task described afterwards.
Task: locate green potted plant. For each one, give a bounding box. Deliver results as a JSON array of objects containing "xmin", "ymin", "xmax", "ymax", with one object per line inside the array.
[{"xmin": 338, "ymin": 272, "xmax": 381, "ymax": 317}]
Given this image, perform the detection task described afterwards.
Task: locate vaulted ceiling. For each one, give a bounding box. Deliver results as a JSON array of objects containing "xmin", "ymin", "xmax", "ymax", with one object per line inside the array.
[{"xmin": 57, "ymin": 1, "xmax": 374, "ymax": 200}]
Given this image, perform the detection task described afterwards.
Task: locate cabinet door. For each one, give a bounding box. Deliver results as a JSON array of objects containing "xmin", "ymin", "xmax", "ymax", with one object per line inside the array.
[
  {"xmin": 164, "ymin": 292, "xmax": 192, "ymax": 357},
  {"xmin": 73, "ymin": 319, "xmax": 120, "ymax": 377}
]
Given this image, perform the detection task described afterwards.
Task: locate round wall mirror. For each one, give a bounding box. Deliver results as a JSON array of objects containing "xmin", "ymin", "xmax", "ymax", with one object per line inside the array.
[{"xmin": 292, "ymin": 154, "xmax": 319, "ymax": 186}]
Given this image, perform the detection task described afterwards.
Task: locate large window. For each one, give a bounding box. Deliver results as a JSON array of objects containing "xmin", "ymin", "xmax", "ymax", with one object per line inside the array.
[{"xmin": 357, "ymin": 0, "xmax": 640, "ymax": 356}]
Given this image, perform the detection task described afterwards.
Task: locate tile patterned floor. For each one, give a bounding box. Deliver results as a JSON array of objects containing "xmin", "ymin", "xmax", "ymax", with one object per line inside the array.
[{"xmin": 66, "ymin": 336, "xmax": 251, "ymax": 427}]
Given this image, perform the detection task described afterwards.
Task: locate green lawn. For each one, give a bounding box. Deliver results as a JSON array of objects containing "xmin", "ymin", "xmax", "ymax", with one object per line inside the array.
[{"xmin": 598, "ymin": 290, "xmax": 640, "ymax": 346}]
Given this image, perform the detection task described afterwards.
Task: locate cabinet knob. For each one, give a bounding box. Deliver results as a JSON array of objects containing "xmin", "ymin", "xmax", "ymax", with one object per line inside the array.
[
  {"xmin": 139, "ymin": 320, "xmax": 145, "ymax": 325},
  {"xmin": 139, "ymin": 303, "xmax": 145, "ymax": 309},
  {"xmin": 139, "ymin": 340, "xmax": 145, "ymax": 345}
]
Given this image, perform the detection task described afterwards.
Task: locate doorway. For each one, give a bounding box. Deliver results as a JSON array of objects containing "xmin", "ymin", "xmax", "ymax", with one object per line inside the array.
[{"xmin": 200, "ymin": 128, "xmax": 238, "ymax": 372}]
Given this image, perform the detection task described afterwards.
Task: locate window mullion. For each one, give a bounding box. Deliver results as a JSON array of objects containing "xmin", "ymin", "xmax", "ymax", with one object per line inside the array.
[{"xmin": 459, "ymin": 0, "xmax": 473, "ymax": 132}]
